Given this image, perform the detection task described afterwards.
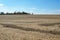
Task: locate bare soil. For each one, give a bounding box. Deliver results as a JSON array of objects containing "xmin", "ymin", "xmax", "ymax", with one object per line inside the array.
[{"xmin": 0, "ymin": 15, "xmax": 60, "ymax": 40}]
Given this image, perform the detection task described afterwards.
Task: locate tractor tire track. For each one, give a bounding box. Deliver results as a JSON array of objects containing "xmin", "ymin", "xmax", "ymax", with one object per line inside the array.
[{"xmin": 0, "ymin": 23, "xmax": 60, "ymax": 35}]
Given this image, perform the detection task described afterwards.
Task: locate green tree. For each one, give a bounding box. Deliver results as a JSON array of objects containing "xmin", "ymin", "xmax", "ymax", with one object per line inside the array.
[
  {"xmin": 0, "ymin": 12, "xmax": 4, "ymax": 15},
  {"xmin": 22, "ymin": 11, "xmax": 30, "ymax": 15}
]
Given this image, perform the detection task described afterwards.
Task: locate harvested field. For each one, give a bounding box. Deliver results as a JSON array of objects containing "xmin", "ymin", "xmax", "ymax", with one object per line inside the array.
[{"xmin": 0, "ymin": 15, "xmax": 60, "ymax": 40}]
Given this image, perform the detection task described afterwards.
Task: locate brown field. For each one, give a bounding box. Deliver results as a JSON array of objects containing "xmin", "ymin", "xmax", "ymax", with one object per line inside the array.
[{"xmin": 0, "ymin": 15, "xmax": 60, "ymax": 40}]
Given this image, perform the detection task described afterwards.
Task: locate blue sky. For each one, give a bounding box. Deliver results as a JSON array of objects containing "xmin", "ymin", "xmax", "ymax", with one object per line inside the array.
[{"xmin": 0, "ymin": 0, "xmax": 60, "ymax": 14}]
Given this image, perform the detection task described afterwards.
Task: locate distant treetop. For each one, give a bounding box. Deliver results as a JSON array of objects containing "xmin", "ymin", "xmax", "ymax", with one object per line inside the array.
[{"xmin": 0, "ymin": 11, "xmax": 32, "ymax": 15}]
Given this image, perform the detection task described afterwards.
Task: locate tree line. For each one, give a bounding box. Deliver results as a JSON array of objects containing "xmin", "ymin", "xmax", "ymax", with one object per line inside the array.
[{"xmin": 0, "ymin": 11, "xmax": 31, "ymax": 15}]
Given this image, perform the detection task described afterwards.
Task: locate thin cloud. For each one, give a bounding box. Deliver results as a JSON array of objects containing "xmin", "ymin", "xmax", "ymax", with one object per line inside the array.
[
  {"xmin": 0, "ymin": 4, "xmax": 4, "ymax": 7},
  {"xmin": 55, "ymin": 10, "xmax": 60, "ymax": 12}
]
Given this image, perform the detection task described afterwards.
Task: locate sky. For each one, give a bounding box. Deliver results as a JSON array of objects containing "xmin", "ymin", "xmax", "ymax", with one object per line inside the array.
[{"xmin": 0, "ymin": 0, "xmax": 60, "ymax": 14}]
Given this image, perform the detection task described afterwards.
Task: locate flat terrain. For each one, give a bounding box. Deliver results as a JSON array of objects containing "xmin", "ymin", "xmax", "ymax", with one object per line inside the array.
[{"xmin": 0, "ymin": 15, "xmax": 60, "ymax": 40}]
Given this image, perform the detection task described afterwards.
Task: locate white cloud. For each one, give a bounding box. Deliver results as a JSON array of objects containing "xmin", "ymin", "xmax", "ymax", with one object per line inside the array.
[
  {"xmin": 0, "ymin": 4, "xmax": 8, "ymax": 12},
  {"xmin": 31, "ymin": 8, "xmax": 36, "ymax": 9},
  {"xmin": 0, "ymin": 4, "xmax": 4, "ymax": 7}
]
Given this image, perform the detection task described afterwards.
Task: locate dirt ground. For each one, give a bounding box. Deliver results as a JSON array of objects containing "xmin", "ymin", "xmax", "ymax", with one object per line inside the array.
[{"xmin": 0, "ymin": 15, "xmax": 60, "ymax": 40}]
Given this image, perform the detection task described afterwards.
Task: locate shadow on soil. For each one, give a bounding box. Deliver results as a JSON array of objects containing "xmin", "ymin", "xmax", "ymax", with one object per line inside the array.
[{"xmin": 0, "ymin": 23, "xmax": 60, "ymax": 35}]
